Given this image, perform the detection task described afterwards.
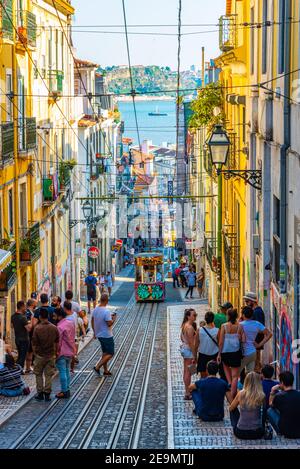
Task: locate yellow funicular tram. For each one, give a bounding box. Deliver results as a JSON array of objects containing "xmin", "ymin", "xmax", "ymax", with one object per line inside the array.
[{"xmin": 134, "ymin": 252, "xmax": 166, "ymax": 302}]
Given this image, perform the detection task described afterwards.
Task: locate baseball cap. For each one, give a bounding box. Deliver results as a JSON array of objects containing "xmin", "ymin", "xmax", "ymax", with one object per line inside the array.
[{"xmin": 220, "ymin": 302, "xmax": 233, "ymax": 310}]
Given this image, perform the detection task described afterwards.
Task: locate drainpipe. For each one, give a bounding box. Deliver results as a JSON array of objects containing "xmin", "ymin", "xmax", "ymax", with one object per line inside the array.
[
  {"xmin": 217, "ymin": 173, "xmax": 222, "ymax": 304},
  {"xmin": 279, "ymin": 0, "xmax": 291, "ymax": 294}
]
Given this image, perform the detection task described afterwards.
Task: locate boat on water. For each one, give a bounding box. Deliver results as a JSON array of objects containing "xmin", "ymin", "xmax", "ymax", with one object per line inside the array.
[{"xmin": 148, "ymin": 106, "xmax": 168, "ymax": 117}]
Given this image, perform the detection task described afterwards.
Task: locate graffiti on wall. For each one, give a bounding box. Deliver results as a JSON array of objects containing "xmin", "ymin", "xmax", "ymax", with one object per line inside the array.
[{"xmin": 280, "ymin": 306, "xmax": 293, "ymax": 372}]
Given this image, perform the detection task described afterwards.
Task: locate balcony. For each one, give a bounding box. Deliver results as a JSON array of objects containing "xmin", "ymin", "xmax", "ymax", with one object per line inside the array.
[
  {"xmin": 16, "ymin": 11, "xmax": 37, "ymax": 48},
  {"xmin": 0, "ymin": 122, "xmax": 14, "ymax": 166},
  {"xmin": 219, "ymin": 15, "xmax": 237, "ymax": 52},
  {"xmin": 58, "ymin": 160, "xmax": 76, "ymax": 192},
  {"xmin": 49, "ymin": 70, "xmax": 64, "ymax": 100},
  {"xmin": 43, "ymin": 174, "xmax": 59, "ymax": 206},
  {"xmin": 0, "ymin": 240, "xmax": 17, "ymax": 292},
  {"xmin": 223, "ymin": 230, "xmax": 240, "ymax": 288},
  {"xmin": 0, "ymin": 0, "xmax": 13, "ymax": 41},
  {"xmin": 204, "ymin": 234, "xmax": 218, "ymax": 273},
  {"xmin": 19, "ymin": 223, "xmax": 41, "ymax": 265},
  {"xmin": 18, "ymin": 117, "xmax": 37, "ymax": 154}
]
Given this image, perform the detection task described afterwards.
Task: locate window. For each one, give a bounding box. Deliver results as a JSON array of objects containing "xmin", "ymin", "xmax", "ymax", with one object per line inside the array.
[
  {"xmin": 8, "ymin": 188, "xmax": 14, "ymax": 236},
  {"xmin": 19, "ymin": 183, "xmax": 27, "ymax": 229},
  {"xmin": 273, "ymin": 196, "xmax": 280, "ymax": 283},
  {"xmin": 242, "ymin": 107, "xmax": 246, "ymax": 144},
  {"xmin": 273, "ymin": 195, "xmax": 280, "ymax": 237},
  {"xmin": 262, "ymin": 0, "xmax": 268, "ymax": 74},
  {"xmin": 278, "ymin": 0, "xmax": 286, "ymax": 74},
  {"xmin": 6, "ymin": 73, "xmax": 13, "ymax": 122},
  {"xmin": 250, "ymin": 8, "xmax": 255, "ymax": 75}
]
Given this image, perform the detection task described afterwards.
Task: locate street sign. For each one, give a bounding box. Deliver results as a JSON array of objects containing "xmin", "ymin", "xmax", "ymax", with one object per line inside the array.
[
  {"xmin": 88, "ymin": 246, "xmax": 100, "ymax": 258},
  {"xmin": 115, "ymin": 239, "xmax": 123, "ymax": 246},
  {"xmin": 111, "ymin": 245, "xmax": 121, "ymax": 252}
]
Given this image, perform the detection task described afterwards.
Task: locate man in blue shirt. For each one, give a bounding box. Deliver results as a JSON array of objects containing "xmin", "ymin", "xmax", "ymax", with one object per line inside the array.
[
  {"xmin": 189, "ymin": 361, "xmax": 232, "ymax": 421},
  {"xmin": 85, "ymin": 270, "xmax": 98, "ymax": 312}
]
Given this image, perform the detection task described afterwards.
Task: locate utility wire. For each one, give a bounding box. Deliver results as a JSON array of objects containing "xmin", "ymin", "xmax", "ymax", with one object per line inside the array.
[
  {"xmin": 121, "ymin": 0, "xmax": 142, "ymax": 156},
  {"xmin": 176, "ymin": 0, "xmax": 182, "ymax": 168}
]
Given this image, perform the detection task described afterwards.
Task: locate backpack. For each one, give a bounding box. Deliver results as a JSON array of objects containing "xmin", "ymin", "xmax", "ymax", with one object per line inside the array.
[{"xmin": 86, "ymin": 276, "xmax": 96, "ymax": 294}]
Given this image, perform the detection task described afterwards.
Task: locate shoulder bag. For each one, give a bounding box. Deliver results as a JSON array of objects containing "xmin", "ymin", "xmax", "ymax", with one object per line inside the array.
[{"xmin": 202, "ymin": 327, "xmax": 219, "ymax": 347}]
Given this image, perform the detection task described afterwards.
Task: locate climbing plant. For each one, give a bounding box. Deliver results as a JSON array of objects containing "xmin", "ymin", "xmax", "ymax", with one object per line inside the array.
[{"xmin": 188, "ymin": 82, "xmax": 225, "ymax": 133}]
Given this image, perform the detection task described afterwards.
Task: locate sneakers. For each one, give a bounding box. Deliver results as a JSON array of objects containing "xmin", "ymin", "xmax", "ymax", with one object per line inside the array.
[
  {"xmin": 44, "ymin": 393, "xmax": 51, "ymax": 402},
  {"xmin": 34, "ymin": 392, "xmax": 44, "ymax": 401},
  {"xmin": 103, "ymin": 371, "xmax": 112, "ymax": 376}
]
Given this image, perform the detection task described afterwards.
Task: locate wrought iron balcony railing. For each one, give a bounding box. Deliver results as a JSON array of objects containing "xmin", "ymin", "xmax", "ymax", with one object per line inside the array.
[
  {"xmin": 0, "ymin": 239, "xmax": 17, "ymax": 292},
  {"xmin": 19, "ymin": 223, "xmax": 41, "ymax": 265},
  {"xmin": 43, "ymin": 174, "xmax": 59, "ymax": 205},
  {"xmin": 204, "ymin": 234, "xmax": 218, "ymax": 273},
  {"xmin": 223, "ymin": 230, "xmax": 240, "ymax": 287},
  {"xmin": 0, "ymin": 122, "xmax": 14, "ymax": 165},
  {"xmin": 219, "ymin": 15, "xmax": 237, "ymax": 52}
]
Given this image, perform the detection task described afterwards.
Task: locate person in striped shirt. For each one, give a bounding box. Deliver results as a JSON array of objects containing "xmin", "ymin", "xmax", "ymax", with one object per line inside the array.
[{"xmin": 0, "ymin": 353, "xmax": 25, "ymax": 397}]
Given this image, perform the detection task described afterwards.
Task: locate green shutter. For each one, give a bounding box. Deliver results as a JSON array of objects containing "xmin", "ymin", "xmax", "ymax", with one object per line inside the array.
[
  {"xmin": 43, "ymin": 178, "xmax": 54, "ymax": 201},
  {"xmin": 26, "ymin": 11, "xmax": 36, "ymax": 47},
  {"xmin": 2, "ymin": 0, "xmax": 13, "ymax": 41}
]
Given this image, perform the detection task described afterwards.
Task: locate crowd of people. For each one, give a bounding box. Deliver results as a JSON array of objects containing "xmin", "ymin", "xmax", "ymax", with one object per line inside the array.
[
  {"xmin": 0, "ymin": 287, "xmax": 115, "ymax": 401},
  {"xmin": 171, "ymin": 257, "xmax": 206, "ymax": 299},
  {"xmin": 180, "ymin": 292, "xmax": 300, "ymax": 440}
]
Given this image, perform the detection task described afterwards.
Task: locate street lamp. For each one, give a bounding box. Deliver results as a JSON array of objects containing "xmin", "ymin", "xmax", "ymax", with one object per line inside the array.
[
  {"xmin": 207, "ymin": 124, "xmax": 262, "ymax": 190},
  {"xmin": 207, "ymin": 124, "xmax": 230, "ymax": 166},
  {"xmin": 82, "ymin": 201, "xmax": 93, "ymax": 222}
]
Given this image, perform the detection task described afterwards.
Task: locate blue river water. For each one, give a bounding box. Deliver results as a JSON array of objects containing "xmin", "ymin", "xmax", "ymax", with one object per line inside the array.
[{"xmin": 118, "ymin": 99, "xmax": 176, "ymax": 146}]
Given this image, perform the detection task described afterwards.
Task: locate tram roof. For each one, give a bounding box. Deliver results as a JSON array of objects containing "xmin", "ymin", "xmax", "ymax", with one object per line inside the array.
[{"xmin": 134, "ymin": 252, "xmax": 164, "ymax": 258}]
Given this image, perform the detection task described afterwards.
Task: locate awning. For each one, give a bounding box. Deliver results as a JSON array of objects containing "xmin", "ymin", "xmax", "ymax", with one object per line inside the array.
[{"xmin": 0, "ymin": 249, "xmax": 12, "ymax": 273}]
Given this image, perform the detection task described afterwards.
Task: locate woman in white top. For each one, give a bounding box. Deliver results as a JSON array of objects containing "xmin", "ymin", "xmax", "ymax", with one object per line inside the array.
[
  {"xmin": 194, "ymin": 311, "xmax": 219, "ymax": 378},
  {"xmin": 217, "ymin": 308, "xmax": 245, "ymax": 398},
  {"xmin": 179, "ymin": 308, "xmax": 197, "ymax": 400}
]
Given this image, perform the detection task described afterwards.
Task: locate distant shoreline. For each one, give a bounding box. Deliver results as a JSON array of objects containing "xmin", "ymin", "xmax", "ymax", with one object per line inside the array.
[{"xmin": 116, "ymin": 95, "xmax": 174, "ymax": 102}]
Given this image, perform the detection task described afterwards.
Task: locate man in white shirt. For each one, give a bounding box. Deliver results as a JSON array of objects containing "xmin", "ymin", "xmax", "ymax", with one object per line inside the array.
[{"xmin": 92, "ymin": 293, "xmax": 116, "ymax": 376}]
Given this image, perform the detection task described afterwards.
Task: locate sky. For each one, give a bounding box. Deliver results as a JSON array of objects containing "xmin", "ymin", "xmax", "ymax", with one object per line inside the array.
[{"xmin": 71, "ymin": 0, "xmax": 225, "ymax": 70}]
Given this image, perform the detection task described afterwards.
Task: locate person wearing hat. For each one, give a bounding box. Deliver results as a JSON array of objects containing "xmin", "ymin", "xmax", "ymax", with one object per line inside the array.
[
  {"xmin": 243, "ymin": 292, "xmax": 265, "ymax": 325},
  {"xmin": 214, "ymin": 302, "xmax": 233, "ymax": 330},
  {"xmin": 243, "ymin": 292, "xmax": 265, "ymax": 372}
]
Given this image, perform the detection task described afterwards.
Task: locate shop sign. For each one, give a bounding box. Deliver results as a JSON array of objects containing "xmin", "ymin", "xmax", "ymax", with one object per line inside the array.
[{"xmin": 88, "ymin": 246, "xmax": 100, "ymax": 259}]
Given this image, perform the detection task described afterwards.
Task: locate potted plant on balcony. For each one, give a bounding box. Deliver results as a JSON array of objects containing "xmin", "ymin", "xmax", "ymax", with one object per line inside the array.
[
  {"xmin": 20, "ymin": 238, "xmax": 31, "ymax": 261},
  {"xmin": 59, "ymin": 159, "xmax": 77, "ymax": 191}
]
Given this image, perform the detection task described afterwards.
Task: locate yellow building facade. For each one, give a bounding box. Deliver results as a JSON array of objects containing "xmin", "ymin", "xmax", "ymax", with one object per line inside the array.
[
  {"xmin": 215, "ymin": 0, "xmax": 250, "ymax": 310},
  {"xmin": 0, "ymin": 0, "xmax": 75, "ymax": 340}
]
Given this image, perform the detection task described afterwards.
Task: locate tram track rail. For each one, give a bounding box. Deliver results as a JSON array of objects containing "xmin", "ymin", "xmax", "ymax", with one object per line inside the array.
[
  {"xmin": 61, "ymin": 302, "xmax": 160, "ymax": 449},
  {"xmin": 9, "ymin": 293, "xmax": 136, "ymax": 449},
  {"xmin": 16, "ymin": 300, "xmax": 148, "ymax": 449}
]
